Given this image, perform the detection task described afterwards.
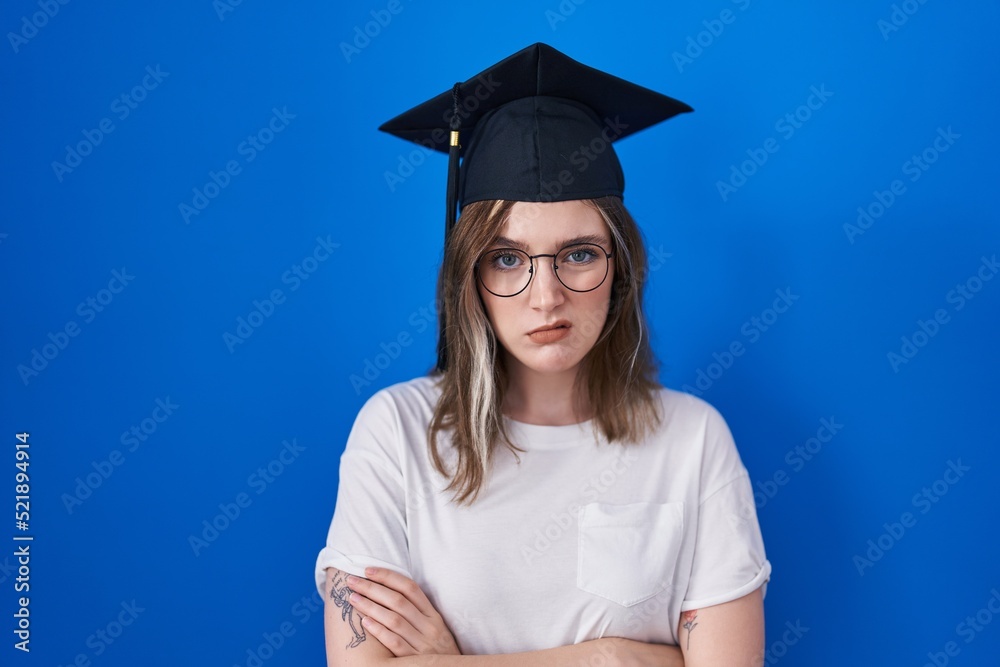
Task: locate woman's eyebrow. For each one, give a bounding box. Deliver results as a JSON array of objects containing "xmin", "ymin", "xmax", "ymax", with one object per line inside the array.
[
  {"xmin": 566, "ymin": 234, "xmax": 611, "ymax": 246},
  {"xmin": 493, "ymin": 234, "xmax": 610, "ymax": 251},
  {"xmin": 493, "ymin": 236, "xmax": 531, "ymax": 251}
]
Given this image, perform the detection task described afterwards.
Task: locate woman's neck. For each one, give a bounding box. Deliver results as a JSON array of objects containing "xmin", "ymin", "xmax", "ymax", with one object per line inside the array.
[{"xmin": 502, "ymin": 364, "xmax": 591, "ymax": 426}]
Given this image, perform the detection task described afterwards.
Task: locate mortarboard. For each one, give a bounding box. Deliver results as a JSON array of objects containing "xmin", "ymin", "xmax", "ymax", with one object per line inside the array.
[
  {"xmin": 380, "ymin": 43, "xmax": 693, "ymax": 236},
  {"xmin": 378, "ymin": 42, "xmax": 692, "ymax": 371}
]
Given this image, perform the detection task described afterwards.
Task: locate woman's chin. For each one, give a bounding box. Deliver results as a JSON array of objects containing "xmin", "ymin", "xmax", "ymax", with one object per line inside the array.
[{"xmin": 509, "ymin": 351, "xmax": 584, "ymax": 376}]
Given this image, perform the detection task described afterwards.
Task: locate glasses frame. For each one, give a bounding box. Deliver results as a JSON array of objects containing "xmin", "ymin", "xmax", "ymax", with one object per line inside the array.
[{"xmin": 475, "ymin": 242, "xmax": 615, "ymax": 298}]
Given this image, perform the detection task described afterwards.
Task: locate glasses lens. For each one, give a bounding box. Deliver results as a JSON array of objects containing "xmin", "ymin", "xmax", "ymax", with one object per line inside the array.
[
  {"xmin": 555, "ymin": 244, "xmax": 609, "ymax": 292},
  {"xmin": 478, "ymin": 248, "xmax": 531, "ymax": 296}
]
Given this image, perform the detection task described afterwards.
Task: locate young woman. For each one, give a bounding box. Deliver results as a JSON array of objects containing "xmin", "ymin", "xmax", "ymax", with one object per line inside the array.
[{"xmin": 316, "ymin": 43, "xmax": 771, "ymax": 667}]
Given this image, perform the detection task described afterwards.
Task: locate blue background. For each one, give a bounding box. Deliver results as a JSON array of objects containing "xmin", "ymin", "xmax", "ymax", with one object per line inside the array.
[{"xmin": 2, "ymin": 0, "xmax": 998, "ymax": 665}]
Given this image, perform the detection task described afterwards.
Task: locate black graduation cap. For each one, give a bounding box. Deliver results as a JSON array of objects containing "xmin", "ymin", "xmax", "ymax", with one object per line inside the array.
[{"xmin": 378, "ymin": 42, "xmax": 692, "ymax": 371}]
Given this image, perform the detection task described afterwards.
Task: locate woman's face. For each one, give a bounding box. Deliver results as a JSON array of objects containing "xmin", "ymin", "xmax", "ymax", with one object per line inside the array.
[{"xmin": 476, "ymin": 200, "xmax": 615, "ymax": 378}]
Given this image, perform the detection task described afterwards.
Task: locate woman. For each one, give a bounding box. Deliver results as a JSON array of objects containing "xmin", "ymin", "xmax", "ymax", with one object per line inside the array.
[{"xmin": 317, "ymin": 43, "xmax": 771, "ymax": 666}]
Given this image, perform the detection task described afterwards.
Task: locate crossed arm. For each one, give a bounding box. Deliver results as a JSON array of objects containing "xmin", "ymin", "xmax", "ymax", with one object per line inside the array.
[{"xmin": 323, "ymin": 566, "xmax": 764, "ymax": 667}]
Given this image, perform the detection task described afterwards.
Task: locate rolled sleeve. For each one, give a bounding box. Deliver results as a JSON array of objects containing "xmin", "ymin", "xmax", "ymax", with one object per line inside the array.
[
  {"xmin": 314, "ymin": 391, "xmax": 413, "ymax": 596},
  {"xmin": 680, "ymin": 471, "xmax": 771, "ymax": 610},
  {"xmin": 680, "ymin": 401, "xmax": 771, "ymax": 611}
]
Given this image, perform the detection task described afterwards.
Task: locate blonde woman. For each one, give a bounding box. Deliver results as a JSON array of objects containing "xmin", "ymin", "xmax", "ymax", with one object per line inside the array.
[{"xmin": 317, "ymin": 43, "xmax": 771, "ymax": 667}]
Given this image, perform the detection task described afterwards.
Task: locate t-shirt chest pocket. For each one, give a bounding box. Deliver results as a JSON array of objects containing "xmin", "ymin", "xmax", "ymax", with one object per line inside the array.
[{"xmin": 576, "ymin": 501, "xmax": 685, "ymax": 607}]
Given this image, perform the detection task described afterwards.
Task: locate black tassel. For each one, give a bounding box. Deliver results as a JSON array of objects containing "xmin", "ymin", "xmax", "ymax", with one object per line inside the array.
[
  {"xmin": 445, "ymin": 82, "xmax": 462, "ymax": 239},
  {"xmin": 437, "ymin": 82, "xmax": 463, "ymax": 373}
]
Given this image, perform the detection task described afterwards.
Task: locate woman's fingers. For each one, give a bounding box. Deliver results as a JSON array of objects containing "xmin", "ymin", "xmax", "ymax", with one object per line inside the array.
[
  {"xmin": 360, "ymin": 567, "xmax": 438, "ymax": 617},
  {"xmin": 347, "ymin": 573, "xmax": 438, "ymax": 652},
  {"xmin": 359, "ymin": 614, "xmax": 418, "ymax": 657},
  {"xmin": 347, "ymin": 570, "xmax": 438, "ymax": 638},
  {"xmin": 347, "ymin": 574, "xmax": 422, "ymax": 625},
  {"xmin": 346, "ymin": 569, "xmax": 460, "ymax": 656},
  {"xmin": 347, "ymin": 590, "xmax": 421, "ymax": 655},
  {"xmin": 362, "ymin": 569, "xmax": 461, "ymax": 656}
]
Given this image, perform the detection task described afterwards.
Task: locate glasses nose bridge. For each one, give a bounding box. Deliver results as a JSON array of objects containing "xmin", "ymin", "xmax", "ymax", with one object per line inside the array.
[
  {"xmin": 523, "ymin": 251, "xmax": 564, "ymax": 301},
  {"xmin": 527, "ymin": 251, "xmax": 561, "ymax": 283},
  {"xmin": 528, "ymin": 251, "xmax": 559, "ymax": 270}
]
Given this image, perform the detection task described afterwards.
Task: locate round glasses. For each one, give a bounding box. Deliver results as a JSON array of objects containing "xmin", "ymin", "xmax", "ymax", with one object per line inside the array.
[{"xmin": 475, "ymin": 243, "xmax": 614, "ymax": 297}]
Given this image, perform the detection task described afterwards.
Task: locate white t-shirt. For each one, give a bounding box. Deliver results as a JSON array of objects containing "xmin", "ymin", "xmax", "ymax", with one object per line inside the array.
[{"xmin": 314, "ymin": 375, "xmax": 771, "ymax": 654}]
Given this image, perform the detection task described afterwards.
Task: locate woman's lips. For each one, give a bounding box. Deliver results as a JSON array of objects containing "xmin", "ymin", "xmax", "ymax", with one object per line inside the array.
[{"xmin": 528, "ymin": 325, "xmax": 571, "ymax": 343}]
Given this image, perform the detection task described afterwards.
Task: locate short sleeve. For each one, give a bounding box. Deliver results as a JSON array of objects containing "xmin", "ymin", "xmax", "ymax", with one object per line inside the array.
[
  {"xmin": 679, "ymin": 403, "xmax": 771, "ymax": 611},
  {"xmin": 314, "ymin": 391, "xmax": 413, "ymax": 596}
]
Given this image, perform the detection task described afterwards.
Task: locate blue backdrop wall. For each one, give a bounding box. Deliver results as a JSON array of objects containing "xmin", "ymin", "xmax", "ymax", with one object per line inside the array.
[{"xmin": 2, "ymin": 1, "xmax": 998, "ymax": 665}]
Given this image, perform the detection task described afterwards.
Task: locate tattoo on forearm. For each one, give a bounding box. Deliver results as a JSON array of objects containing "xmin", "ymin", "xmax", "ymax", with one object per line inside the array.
[
  {"xmin": 682, "ymin": 610, "xmax": 699, "ymax": 650},
  {"xmin": 329, "ymin": 571, "xmax": 367, "ymax": 648}
]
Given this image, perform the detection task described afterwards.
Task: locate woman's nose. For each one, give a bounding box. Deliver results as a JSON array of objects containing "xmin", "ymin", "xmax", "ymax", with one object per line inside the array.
[{"xmin": 527, "ymin": 256, "xmax": 566, "ymax": 308}]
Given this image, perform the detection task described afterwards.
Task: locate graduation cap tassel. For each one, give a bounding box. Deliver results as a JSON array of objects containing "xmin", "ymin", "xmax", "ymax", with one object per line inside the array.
[
  {"xmin": 445, "ymin": 82, "xmax": 462, "ymax": 237},
  {"xmin": 437, "ymin": 83, "xmax": 462, "ymax": 373}
]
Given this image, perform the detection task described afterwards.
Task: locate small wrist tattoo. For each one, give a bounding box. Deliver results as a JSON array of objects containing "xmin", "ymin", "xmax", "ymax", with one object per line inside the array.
[{"xmin": 682, "ymin": 610, "xmax": 699, "ymax": 650}]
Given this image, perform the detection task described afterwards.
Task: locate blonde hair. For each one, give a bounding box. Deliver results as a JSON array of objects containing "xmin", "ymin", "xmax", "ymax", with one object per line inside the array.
[{"xmin": 426, "ymin": 196, "xmax": 663, "ymax": 505}]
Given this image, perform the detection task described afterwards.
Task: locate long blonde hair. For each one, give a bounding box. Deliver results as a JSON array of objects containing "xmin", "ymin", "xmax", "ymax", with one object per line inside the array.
[{"xmin": 426, "ymin": 196, "xmax": 663, "ymax": 505}]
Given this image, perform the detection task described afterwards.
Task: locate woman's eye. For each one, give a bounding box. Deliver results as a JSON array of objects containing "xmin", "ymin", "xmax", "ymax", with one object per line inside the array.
[
  {"xmin": 491, "ymin": 252, "xmax": 521, "ymax": 269},
  {"xmin": 567, "ymin": 249, "xmax": 596, "ymax": 263}
]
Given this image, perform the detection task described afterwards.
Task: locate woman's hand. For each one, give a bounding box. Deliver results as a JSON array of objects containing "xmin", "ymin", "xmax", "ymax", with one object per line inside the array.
[{"xmin": 345, "ymin": 566, "xmax": 462, "ymax": 657}]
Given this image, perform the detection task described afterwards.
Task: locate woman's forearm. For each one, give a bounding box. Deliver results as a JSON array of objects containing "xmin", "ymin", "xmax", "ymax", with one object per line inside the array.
[
  {"xmin": 378, "ymin": 638, "xmax": 615, "ymax": 667},
  {"xmin": 374, "ymin": 637, "xmax": 683, "ymax": 667},
  {"xmin": 323, "ymin": 565, "xmax": 684, "ymax": 667}
]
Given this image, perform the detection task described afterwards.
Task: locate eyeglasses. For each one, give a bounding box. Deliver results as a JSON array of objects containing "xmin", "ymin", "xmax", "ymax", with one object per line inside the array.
[{"xmin": 475, "ymin": 243, "xmax": 614, "ymax": 297}]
